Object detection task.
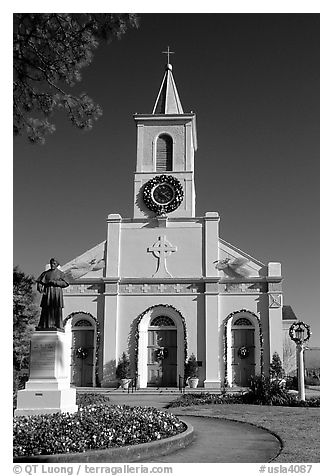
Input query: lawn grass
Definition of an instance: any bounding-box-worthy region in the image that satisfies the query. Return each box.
[169,403,319,463]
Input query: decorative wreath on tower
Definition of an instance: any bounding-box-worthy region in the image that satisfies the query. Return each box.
[238,346,250,359]
[76,347,89,360]
[142,175,184,214]
[288,321,311,344]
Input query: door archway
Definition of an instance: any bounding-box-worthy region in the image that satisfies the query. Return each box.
[147,315,177,386]
[137,305,185,388]
[224,310,262,387]
[231,317,255,386]
[70,314,96,387]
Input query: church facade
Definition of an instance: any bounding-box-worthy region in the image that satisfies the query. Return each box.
[61,63,293,389]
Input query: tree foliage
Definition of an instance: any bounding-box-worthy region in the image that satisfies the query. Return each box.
[13,13,138,143]
[13,266,40,371]
[270,351,284,379]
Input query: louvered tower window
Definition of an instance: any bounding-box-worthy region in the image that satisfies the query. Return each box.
[156,134,173,171]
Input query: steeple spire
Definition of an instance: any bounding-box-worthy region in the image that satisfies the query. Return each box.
[152,60,184,114]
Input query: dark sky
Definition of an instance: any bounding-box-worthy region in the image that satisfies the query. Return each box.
[13,13,320,345]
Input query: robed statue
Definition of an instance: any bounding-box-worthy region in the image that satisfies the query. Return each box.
[36,258,69,330]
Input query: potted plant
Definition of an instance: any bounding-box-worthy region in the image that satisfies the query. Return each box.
[116,352,131,389]
[185,353,199,388]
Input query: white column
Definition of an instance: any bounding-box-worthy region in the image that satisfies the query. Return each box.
[101,291,119,387]
[268,262,283,363]
[297,344,306,401]
[204,212,220,277]
[204,290,220,389]
[106,214,122,277]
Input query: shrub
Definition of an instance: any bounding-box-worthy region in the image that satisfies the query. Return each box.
[184,354,199,379]
[285,376,298,390]
[245,375,295,406]
[167,380,320,408]
[270,352,284,379]
[167,392,245,408]
[13,369,29,410]
[305,375,320,386]
[13,404,186,457]
[115,352,130,379]
[76,393,111,407]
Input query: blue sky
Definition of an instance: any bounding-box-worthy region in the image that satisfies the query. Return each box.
[13,13,320,345]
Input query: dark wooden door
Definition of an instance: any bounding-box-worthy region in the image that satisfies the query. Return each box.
[147,329,177,386]
[71,329,94,387]
[231,328,255,386]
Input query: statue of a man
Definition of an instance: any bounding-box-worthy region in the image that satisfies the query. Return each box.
[36,258,69,330]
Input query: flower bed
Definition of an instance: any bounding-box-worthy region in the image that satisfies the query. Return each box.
[167,392,320,408]
[13,404,186,458]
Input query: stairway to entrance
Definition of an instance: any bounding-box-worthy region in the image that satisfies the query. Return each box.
[76,386,248,396]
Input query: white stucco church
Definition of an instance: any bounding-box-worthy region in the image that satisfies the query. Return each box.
[61,62,295,389]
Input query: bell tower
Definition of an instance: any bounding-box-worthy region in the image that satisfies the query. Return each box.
[133,62,197,219]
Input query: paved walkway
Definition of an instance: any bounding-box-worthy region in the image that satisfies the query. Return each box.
[141,415,280,463]
[105,393,281,463]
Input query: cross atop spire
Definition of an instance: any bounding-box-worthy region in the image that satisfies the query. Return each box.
[162,46,175,64]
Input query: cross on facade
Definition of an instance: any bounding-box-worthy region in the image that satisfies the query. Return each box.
[141,284,150,293]
[174,283,182,293]
[124,284,133,293]
[162,46,175,64]
[148,235,177,278]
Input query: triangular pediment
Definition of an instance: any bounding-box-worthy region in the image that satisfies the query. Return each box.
[217,238,265,278]
[62,241,106,281]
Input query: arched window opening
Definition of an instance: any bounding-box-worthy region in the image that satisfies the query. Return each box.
[74,319,93,327]
[156,134,173,171]
[233,318,254,326]
[150,315,175,327]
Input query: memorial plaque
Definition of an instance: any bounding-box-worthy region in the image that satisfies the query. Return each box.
[30,341,56,378]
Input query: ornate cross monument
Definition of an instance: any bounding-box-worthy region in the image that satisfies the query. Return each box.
[148,235,177,278]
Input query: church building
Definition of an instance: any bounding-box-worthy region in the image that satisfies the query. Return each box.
[61,62,293,389]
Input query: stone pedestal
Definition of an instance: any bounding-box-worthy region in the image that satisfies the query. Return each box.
[15,330,77,416]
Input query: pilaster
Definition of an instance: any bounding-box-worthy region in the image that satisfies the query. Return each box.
[106,214,122,277]
[204,212,220,277]
[267,262,283,361]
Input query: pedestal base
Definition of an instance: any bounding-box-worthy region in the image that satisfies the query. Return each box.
[15,387,77,416]
[15,330,77,416]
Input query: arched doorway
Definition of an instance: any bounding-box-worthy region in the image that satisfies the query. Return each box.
[231,317,255,386]
[70,315,96,387]
[137,305,185,388]
[147,315,177,386]
[224,310,262,387]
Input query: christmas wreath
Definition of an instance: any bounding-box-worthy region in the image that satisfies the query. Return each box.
[155,347,168,361]
[238,346,250,359]
[289,321,311,344]
[142,175,184,215]
[76,347,89,360]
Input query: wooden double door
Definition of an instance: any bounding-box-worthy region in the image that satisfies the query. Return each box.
[71,329,94,387]
[147,329,177,387]
[231,328,255,386]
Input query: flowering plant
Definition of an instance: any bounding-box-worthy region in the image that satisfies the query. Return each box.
[13,404,186,457]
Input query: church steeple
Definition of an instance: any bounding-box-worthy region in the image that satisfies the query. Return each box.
[152,64,184,114]
[133,58,197,219]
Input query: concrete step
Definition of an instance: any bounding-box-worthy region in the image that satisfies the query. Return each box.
[76,386,248,395]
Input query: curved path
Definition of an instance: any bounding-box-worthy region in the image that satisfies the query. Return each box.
[139,415,281,463]
[84,393,281,463]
